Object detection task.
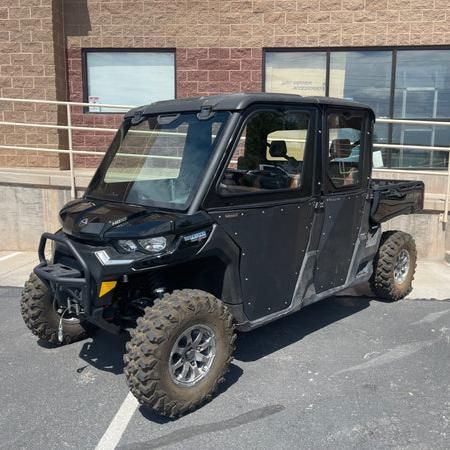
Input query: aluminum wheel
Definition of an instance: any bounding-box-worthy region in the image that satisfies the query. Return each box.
[394,249,410,285]
[169,324,216,386]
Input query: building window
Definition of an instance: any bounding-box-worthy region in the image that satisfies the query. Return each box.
[84,50,175,113]
[394,50,450,119]
[329,51,392,118]
[391,50,450,169]
[265,48,450,170]
[265,52,326,97]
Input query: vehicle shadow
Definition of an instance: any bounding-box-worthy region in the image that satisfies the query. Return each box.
[235,295,373,362]
[78,330,128,375]
[77,329,243,422]
[76,330,243,423]
[75,295,374,373]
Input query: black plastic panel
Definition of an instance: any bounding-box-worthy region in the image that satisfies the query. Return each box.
[314,191,366,293]
[370,179,424,224]
[211,200,314,321]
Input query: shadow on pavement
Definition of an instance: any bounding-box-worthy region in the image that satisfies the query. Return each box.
[123,402,284,449]
[75,295,373,373]
[37,339,60,349]
[235,295,372,362]
[78,330,128,374]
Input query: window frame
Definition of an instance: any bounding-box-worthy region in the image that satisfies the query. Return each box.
[86,111,231,212]
[264,45,450,170]
[323,108,367,193]
[81,48,176,114]
[204,105,317,208]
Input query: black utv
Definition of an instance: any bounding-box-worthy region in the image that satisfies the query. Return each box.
[21,93,424,417]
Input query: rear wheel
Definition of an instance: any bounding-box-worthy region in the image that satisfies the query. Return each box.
[370,231,417,301]
[21,273,90,345]
[124,289,236,418]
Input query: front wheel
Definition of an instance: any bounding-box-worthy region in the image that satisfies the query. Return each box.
[21,273,90,345]
[370,231,417,301]
[124,289,236,418]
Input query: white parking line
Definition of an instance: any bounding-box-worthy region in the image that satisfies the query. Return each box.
[95,392,139,450]
[0,252,22,262]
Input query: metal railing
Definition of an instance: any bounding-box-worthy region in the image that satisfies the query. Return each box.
[0,97,450,223]
[375,117,450,223]
[0,97,135,198]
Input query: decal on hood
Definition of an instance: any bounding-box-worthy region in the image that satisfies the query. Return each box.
[110,217,127,227]
[79,217,89,227]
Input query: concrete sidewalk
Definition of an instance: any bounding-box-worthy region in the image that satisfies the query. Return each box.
[0,251,38,287]
[1,251,449,300]
[407,259,450,300]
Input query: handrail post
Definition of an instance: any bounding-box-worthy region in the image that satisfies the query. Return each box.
[66,103,76,199]
[442,151,450,225]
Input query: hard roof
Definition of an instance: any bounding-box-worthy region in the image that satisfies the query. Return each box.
[124,92,375,118]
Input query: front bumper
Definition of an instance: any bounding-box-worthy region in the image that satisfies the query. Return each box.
[33,229,213,331]
[35,232,92,314]
[33,232,138,332]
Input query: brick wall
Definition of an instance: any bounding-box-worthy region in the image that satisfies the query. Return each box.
[0,0,67,168]
[2,0,450,168]
[177,47,262,97]
[63,0,450,50]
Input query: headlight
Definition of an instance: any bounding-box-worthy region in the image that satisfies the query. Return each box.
[117,239,138,253]
[138,236,167,253]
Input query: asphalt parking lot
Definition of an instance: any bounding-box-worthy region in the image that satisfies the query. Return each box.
[1,285,449,450]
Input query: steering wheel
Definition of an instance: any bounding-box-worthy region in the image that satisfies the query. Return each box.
[248,164,289,176]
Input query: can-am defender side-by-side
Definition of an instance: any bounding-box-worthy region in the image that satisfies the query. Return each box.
[21,93,424,417]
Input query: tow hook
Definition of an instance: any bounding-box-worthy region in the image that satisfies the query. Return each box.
[57,299,81,343]
[57,315,64,343]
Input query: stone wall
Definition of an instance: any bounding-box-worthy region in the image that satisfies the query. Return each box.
[0,182,71,250]
[382,213,447,261]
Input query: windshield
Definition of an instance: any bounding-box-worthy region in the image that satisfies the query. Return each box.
[86,111,230,210]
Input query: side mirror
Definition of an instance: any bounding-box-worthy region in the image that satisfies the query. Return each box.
[269,140,288,158]
[330,139,352,158]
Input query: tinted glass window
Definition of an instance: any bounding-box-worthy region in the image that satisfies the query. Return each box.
[86,51,175,112]
[87,112,229,210]
[219,110,310,196]
[329,51,392,117]
[389,123,450,169]
[265,52,326,96]
[392,50,450,169]
[327,112,363,188]
[394,50,450,119]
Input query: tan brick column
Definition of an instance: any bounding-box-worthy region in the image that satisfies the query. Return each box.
[0,0,68,168]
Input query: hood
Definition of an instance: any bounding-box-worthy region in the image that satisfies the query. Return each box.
[59,199,212,241]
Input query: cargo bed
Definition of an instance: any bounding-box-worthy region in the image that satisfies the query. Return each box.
[370,179,424,224]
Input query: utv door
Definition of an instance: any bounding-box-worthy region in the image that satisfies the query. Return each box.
[205,107,317,321]
[312,109,371,294]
